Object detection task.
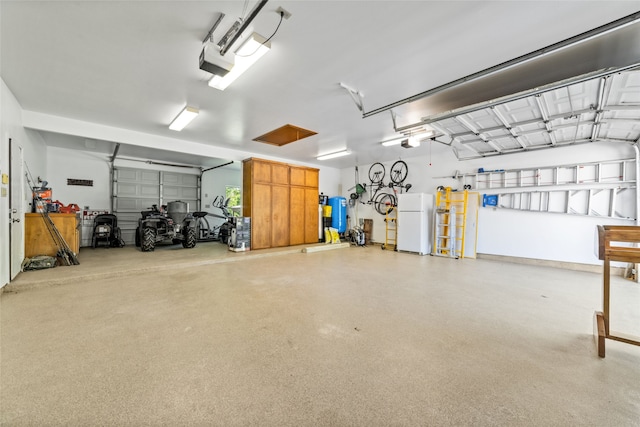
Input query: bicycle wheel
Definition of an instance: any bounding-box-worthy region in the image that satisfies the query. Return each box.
[390,160,408,184]
[374,192,394,215]
[368,162,385,184]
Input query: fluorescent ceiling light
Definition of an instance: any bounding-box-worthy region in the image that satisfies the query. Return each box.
[169,106,199,131]
[317,150,351,161]
[208,32,271,90]
[381,137,405,147]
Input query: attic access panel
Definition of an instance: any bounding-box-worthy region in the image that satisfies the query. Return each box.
[430,69,640,160]
[253,124,317,147]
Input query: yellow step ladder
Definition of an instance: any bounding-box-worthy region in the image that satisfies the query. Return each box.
[432,187,467,258]
[381,206,397,251]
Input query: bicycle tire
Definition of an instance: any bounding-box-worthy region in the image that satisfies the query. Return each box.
[368,162,385,184]
[390,160,408,184]
[373,192,387,215]
[374,192,395,215]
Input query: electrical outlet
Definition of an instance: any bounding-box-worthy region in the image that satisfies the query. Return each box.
[276,6,292,19]
[205,204,210,208]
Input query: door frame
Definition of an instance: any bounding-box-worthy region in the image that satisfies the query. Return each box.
[9,138,25,280]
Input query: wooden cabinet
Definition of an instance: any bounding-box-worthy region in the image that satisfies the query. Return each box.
[25,213,79,257]
[290,167,305,187]
[243,159,291,249]
[251,182,273,249]
[305,169,319,188]
[290,165,320,245]
[290,167,319,188]
[304,187,319,242]
[289,186,305,246]
[272,163,289,185]
[243,158,319,249]
[272,185,290,247]
[289,185,321,245]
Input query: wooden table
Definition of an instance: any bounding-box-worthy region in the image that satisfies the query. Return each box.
[595,225,640,357]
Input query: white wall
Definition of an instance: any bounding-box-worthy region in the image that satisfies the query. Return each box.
[46,146,111,211]
[0,79,47,286]
[318,164,342,200]
[200,164,242,229]
[201,165,241,209]
[340,141,635,266]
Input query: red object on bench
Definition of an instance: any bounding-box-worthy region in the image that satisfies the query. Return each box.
[53,200,80,214]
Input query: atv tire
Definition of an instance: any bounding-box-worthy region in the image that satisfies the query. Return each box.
[182,226,197,249]
[141,227,156,252]
[135,227,141,247]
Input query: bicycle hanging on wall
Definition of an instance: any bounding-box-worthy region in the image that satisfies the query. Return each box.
[362,160,412,215]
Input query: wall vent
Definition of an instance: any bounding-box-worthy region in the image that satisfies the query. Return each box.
[67,178,93,187]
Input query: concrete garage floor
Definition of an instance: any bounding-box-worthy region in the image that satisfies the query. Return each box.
[5,240,315,292]
[1,243,639,425]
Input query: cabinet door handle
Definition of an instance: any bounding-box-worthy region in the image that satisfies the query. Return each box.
[12,218,20,223]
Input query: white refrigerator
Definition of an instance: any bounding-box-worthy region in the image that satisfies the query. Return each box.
[397,193,434,255]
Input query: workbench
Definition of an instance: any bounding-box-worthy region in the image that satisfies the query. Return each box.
[24,213,80,258]
[595,225,640,357]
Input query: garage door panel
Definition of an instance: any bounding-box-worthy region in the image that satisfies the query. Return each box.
[120,229,137,245]
[495,98,540,123]
[182,199,199,212]
[164,199,199,213]
[519,130,551,146]
[163,186,179,200]
[116,182,160,198]
[164,186,199,201]
[163,172,199,187]
[182,187,198,199]
[116,169,160,184]
[114,197,155,212]
[113,168,200,245]
[141,185,161,197]
[116,212,141,224]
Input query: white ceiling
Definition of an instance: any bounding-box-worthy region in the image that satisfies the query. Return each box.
[1,1,639,169]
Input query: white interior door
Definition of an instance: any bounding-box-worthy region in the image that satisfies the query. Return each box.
[10,139,24,279]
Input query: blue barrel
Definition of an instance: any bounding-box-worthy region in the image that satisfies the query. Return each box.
[328,197,347,233]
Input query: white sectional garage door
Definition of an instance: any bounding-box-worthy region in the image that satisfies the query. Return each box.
[113,168,200,244]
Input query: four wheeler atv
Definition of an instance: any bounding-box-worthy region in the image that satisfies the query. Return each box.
[135,201,197,252]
